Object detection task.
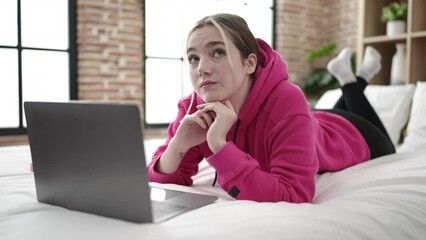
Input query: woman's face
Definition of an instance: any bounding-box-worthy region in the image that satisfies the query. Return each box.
[186,26,255,103]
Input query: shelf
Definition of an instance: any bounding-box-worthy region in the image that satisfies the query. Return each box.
[364,35,407,44]
[410,38,426,82]
[412,0,426,32]
[411,31,426,38]
[359,0,425,85]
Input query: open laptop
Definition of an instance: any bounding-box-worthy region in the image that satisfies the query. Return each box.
[24,101,218,223]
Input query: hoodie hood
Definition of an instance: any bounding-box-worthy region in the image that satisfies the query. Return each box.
[237,38,289,127]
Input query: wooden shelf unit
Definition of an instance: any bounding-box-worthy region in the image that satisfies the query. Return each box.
[357,0,426,85]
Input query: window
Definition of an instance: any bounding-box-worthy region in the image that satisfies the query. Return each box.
[0,0,77,135]
[144,0,275,126]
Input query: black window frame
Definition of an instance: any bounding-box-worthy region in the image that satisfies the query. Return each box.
[0,0,78,136]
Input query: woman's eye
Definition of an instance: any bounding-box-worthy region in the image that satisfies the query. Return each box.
[213,49,226,58]
[188,55,199,63]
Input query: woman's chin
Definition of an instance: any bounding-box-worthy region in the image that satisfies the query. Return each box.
[201,94,225,103]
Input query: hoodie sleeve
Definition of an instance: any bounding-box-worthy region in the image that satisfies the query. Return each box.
[147,97,204,186]
[147,141,203,186]
[207,114,318,203]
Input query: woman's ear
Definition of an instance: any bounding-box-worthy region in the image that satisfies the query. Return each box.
[245,53,257,75]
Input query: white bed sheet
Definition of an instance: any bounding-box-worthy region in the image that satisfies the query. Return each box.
[1,143,426,240]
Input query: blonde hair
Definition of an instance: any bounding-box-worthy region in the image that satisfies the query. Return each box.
[187,13,259,65]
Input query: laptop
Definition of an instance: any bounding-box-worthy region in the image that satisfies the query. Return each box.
[24,101,218,223]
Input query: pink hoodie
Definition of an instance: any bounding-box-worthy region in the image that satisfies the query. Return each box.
[147,39,370,203]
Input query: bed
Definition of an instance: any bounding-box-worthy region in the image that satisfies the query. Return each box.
[1,82,426,240]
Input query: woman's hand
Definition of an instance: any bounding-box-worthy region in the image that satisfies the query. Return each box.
[172,110,211,152]
[197,100,237,153]
[157,100,236,174]
[157,109,213,174]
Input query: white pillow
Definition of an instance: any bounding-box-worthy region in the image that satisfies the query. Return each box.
[398,81,426,152]
[314,89,342,109]
[315,84,416,147]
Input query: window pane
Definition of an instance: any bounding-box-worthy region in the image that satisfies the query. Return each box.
[241,8,273,45]
[242,0,274,8]
[0,49,19,128]
[182,65,193,97]
[22,49,69,102]
[145,59,183,124]
[0,0,18,46]
[22,50,69,126]
[145,0,183,58]
[21,0,68,49]
[181,0,273,51]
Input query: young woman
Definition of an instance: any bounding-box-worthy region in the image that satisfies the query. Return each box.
[147,13,395,203]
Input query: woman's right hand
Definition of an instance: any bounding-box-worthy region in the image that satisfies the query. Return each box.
[173,109,216,151]
[156,109,215,174]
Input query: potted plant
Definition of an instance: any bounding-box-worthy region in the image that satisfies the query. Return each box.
[381,1,408,36]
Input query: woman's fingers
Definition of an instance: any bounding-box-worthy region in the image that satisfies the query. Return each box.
[184,110,215,129]
[197,100,235,114]
[199,110,215,127]
[198,101,236,123]
[223,99,235,112]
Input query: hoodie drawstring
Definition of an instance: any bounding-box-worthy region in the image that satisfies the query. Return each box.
[212,119,241,186]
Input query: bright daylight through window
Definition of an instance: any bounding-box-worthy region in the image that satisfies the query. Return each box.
[0,0,74,135]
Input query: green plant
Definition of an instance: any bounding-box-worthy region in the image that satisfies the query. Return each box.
[305,43,337,62]
[300,44,337,100]
[300,44,356,103]
[381,1,408,23]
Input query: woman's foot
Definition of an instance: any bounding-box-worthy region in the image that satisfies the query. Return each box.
[357,46,382,82]
[327,47,356,86]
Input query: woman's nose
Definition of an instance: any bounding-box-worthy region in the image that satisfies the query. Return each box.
[197,58,212,76]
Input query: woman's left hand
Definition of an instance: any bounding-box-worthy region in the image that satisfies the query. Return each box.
[196,100,237,153]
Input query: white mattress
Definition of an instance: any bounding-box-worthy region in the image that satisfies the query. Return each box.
[1,144,426,240]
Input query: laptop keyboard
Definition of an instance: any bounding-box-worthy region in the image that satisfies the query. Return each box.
[152,201,188,219]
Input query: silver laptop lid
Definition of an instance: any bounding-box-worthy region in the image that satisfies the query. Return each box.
[25,101,153,223]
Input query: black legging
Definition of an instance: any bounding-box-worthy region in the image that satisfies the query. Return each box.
[315,77,395,159]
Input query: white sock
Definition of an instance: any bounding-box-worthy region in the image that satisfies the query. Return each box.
[327,47,356,86]
[357,46,382,82]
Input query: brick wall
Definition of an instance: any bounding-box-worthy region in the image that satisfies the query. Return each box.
[275,0,359,83]
[77,0,144,110]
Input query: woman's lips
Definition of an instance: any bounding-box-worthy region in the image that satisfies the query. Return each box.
[200,80,216,88]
